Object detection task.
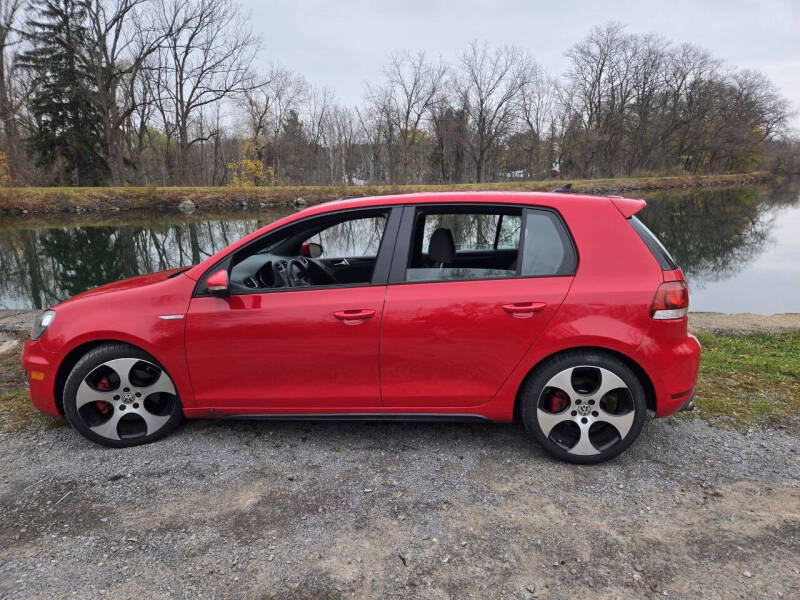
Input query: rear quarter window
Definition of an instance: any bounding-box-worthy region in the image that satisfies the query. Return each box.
[521,209,577,277]
[628,216,678,270]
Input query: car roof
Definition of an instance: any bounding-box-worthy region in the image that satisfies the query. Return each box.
[303,190,600,212]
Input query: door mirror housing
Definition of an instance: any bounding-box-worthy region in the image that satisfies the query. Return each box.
[302,242,324,258]
[206,269,230,297]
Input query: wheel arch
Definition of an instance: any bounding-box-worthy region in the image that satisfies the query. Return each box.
[512,345,656,420]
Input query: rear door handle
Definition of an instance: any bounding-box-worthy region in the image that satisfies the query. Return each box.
[333,309,376,324]
[501,302,547,318]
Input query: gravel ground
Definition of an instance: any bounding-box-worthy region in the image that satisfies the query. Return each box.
[1,416,798,599]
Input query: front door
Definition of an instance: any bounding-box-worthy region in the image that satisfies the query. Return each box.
[185,208,398,412]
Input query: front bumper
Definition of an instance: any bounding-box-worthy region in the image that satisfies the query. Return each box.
[21,338,61,417]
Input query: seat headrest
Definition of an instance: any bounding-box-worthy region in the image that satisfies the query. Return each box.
[428,228,456,265]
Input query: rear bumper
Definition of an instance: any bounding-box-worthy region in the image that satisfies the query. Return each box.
[635,330,701,418]
[21,338,62,418]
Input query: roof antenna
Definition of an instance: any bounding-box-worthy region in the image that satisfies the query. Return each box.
[551,183,572,193]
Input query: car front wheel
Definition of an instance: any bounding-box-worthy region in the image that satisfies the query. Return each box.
[520,351,647,464]
[63,343,183,447]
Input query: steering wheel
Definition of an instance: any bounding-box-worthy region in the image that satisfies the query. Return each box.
[287,257,312,287]
[305,257,339,284]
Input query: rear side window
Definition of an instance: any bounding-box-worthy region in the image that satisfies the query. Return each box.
[407,208,522,282]
[521,209,577,277]
[628,216,678,270]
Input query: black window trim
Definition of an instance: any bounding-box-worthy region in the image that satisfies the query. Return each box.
[193,205,403,297]
[386,202,579,286]
[628,215,678,270]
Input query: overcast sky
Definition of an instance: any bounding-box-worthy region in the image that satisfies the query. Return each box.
[242,0,800,128]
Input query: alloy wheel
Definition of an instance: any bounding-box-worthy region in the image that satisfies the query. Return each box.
[535,365,636,456]
[74,357,178,441]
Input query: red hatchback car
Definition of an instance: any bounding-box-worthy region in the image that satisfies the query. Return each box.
[22,192,700,463]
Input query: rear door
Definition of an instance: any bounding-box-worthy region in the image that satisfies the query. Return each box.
[380,204,577,408]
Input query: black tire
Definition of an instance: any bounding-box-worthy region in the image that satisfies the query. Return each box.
[63,343,184,448]
[519,351,647,464]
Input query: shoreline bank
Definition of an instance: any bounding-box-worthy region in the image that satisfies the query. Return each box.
[0,172,772,216]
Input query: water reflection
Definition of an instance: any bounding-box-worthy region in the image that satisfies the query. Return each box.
[1,181,798,313]
[0,213,291,309]
[637,184,796,285]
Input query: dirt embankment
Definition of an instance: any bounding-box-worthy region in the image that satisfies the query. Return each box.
[0,172,772,215]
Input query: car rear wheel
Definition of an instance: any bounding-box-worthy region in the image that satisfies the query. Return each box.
[520,351,647,464]
[63,343,183,447]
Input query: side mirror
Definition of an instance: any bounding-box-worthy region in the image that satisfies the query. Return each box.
[302,242,323,258]
[206,269,230,297]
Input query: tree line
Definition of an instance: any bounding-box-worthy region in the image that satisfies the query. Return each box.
[0,0,795,188]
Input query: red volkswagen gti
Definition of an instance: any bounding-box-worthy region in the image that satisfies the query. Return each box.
[22,192,700,464]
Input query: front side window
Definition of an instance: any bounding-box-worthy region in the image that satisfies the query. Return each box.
[306,216,386,259]
[406,209,522,282]
[227,210,389,292]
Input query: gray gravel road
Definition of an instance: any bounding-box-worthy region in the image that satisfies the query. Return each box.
[1,416,798,599]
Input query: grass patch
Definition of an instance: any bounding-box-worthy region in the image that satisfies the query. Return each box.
[694,332,800,427]
[0,390,53,432]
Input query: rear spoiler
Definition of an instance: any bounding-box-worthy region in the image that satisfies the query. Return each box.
[609,195,646,218]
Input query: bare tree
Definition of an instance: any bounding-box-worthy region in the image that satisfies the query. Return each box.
[83,0,183,185]
[239,66,306,180]
[155,0,259,183]
[366,51,445,183]
[518,60,556,177]
[454,41,527,182]
[0,0,25,179]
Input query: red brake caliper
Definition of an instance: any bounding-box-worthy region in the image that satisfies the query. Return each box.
[550,390,569,413]
[95,376,112,414]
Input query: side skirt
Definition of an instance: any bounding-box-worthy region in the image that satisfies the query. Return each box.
[223,413,492,423]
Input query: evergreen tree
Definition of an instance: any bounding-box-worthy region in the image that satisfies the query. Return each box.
[21,0,107,185]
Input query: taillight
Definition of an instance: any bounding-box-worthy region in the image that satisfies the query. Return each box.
[650,281,689,320]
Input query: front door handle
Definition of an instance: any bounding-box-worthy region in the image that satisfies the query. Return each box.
[333,309,376,324]
[501,302,547,318]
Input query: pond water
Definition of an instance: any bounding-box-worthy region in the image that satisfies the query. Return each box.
[1,181,798,314]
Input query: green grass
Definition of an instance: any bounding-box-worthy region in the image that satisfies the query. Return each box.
[693,332,800,427]
[2,330,797,432]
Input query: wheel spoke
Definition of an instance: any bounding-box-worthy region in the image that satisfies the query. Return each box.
[543,367,577,399]
[570,423,600,456]
[596,408,635,439]
[102,357,139,390]
[89,410,123,440]
[591,368,628,401]
[141,370,176,396]
[75,380,114,409]
[536,408,572,437]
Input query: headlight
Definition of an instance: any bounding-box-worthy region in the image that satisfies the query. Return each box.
[31,310,56,340]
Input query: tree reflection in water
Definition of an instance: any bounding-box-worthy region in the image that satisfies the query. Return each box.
[0,216,281,309]
[0,182,797,310]
[637,183,797,288]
